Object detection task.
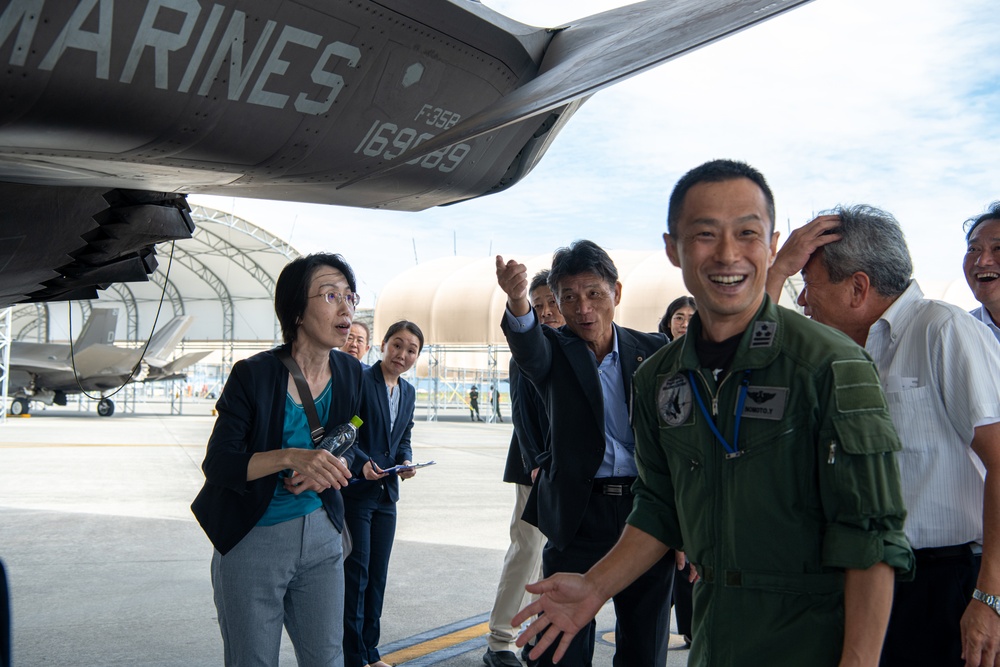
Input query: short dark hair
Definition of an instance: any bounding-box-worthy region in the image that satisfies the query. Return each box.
[383,320,425,352]
[350,320,371,343]
[964,201,1000,242]
[529,269,551,296]
[275,253,356,344]
[547,240,618,297]
[667,159,775,236]
[819,205,911,298]
[659,295,697,338]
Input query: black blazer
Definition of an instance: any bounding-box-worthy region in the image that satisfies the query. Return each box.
[503,358,548,485]
[191,345,364,555]
[502,315,666,550]
[342,360,415,504]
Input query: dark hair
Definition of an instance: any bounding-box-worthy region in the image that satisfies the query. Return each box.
[547,240,618,297]
[667,159,775,236]
[383,320,425,352]
[529,269,551,296]
[820,205,911,298]
[350,320,371,343]
[965,201,1000,242]
[658,296,697,339]
[275,253,356,344]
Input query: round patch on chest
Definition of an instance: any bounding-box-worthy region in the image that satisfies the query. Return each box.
[657,373,692,427]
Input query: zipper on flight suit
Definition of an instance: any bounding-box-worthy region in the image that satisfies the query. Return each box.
[693,369,737,418]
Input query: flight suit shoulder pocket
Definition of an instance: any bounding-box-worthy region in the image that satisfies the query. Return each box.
[831,359,886,414]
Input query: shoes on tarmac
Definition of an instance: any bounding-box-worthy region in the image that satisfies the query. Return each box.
[483,648,522,667]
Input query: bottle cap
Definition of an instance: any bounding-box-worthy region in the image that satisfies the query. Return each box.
[350,415,363,428]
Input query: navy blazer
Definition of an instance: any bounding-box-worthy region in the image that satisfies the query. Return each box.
[502,315,667,550]
[191,345,364,555]
[342,360,415,504]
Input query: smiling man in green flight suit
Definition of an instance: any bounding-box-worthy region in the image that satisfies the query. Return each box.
[513,159,914,667]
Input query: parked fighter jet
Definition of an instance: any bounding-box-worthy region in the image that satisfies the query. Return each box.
[7,308,210,416]
[0,0,812,306]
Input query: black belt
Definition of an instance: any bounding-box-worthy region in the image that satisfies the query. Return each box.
[592,477,636,496]
[914,542,981,563]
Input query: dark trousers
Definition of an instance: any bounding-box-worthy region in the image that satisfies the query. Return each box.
[343,484,397,667]
[880,545,981,667]
[528,489,674,667]
[672,561,693,637]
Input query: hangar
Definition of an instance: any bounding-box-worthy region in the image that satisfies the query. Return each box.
[0,205,310,419]
[2,205,979,423]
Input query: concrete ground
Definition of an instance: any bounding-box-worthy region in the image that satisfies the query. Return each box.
[0,404,690,666]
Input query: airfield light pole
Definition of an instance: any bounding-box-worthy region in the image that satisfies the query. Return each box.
[0,307,11,424]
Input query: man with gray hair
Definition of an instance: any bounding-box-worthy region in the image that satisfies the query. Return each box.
[964,202,1000,342]
[766,206,1000,667]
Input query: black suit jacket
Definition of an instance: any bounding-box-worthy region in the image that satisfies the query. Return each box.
[502,314,666,550]
[342,360,415,504]
[191,345,364,555]
[503,358,548,485]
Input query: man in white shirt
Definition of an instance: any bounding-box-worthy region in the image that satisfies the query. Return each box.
[765,205,1000,667]
[964,202,1000,343]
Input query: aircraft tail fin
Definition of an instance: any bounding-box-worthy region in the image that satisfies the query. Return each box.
[75,308,118,349]
[143,316,195,365]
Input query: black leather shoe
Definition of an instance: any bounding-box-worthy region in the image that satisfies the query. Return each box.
[483,648,522,667]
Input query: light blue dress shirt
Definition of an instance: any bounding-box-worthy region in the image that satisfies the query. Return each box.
[505,307,637,479]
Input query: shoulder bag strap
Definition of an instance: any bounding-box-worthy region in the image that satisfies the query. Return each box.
[275,347,325,444]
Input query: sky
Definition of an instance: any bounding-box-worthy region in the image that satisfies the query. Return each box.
[190,0,1000,309]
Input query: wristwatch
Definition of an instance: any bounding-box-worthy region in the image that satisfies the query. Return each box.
[972,589,1000,616]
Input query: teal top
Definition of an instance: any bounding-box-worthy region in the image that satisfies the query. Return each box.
[256,380,331,526]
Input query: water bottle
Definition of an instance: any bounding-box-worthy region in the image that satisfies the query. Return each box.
[318,415,363,457]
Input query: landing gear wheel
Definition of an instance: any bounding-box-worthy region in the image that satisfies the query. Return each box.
[10,398,29,416]
[97,398,115,417]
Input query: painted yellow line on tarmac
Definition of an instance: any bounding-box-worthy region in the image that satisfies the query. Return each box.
[381,621,489,663]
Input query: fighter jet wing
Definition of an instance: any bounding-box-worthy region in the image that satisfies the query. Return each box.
[355,0,813,183]
[146,351,212,380]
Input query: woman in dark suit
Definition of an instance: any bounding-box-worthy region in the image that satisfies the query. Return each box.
[342,320,424,667]
[192,253,364,667]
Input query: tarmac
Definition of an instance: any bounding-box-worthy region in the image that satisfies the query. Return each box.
[0,400,692,666]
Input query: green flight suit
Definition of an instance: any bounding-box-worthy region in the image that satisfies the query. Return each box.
[628,297,913,666]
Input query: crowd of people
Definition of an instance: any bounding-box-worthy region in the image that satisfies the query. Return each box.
[190,158,1000,667]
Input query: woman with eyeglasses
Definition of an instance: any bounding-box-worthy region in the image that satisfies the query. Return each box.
[192,253,364,667]
[342,320,424,667]
[659,295,697,341]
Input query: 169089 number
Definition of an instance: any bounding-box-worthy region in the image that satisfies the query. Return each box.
[353,119,471,172]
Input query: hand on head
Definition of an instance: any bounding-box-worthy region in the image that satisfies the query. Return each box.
[766,215,843,301]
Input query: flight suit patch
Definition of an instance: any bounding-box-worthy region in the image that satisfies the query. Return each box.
[739,385,787,420]
[749,321,777,348]
[657,373,692,427]
[831,359,887,413]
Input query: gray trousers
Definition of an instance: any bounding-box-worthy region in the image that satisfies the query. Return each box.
[212,509,345,667]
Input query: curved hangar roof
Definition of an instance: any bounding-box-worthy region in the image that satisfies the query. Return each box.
[11,205,299,346]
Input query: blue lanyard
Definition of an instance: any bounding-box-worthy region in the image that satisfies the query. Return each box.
[689,370,751,459]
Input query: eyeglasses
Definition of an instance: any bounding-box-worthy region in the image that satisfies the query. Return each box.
[310,291,360,308]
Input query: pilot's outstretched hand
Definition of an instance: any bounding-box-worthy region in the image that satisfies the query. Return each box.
[496,255,530,316]
[512,573,606,663]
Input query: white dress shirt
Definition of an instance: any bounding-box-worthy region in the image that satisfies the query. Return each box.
[970,304,1000,343]
[866,282,1000,548]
